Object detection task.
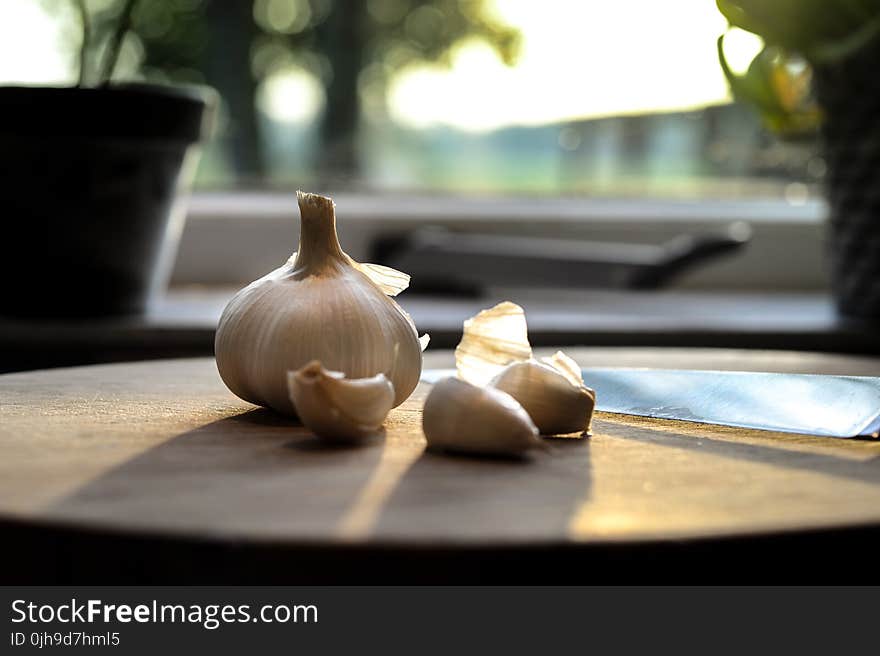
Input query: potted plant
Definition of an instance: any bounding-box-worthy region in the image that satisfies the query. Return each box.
[0,0,214,318]
[716,0,880,320]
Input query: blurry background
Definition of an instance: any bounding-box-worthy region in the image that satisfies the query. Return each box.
[3,0,860,373]
[1,0,817,198]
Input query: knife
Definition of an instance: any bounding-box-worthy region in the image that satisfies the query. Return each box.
[420,368,880,438]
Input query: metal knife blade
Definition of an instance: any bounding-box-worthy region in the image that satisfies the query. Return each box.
[420,368,880,438]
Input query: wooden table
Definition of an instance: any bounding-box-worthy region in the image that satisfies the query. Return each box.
[2,348,880,583]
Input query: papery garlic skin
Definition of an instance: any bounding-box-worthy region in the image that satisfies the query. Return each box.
[215,192,423,416]
[422,377,542,456]
[287,361,394,441]
[491,360,596,436]
[455,301,532,387]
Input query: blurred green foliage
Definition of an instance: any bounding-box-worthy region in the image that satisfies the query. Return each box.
[715,0,880,137]
[716,0,880,62]
[717,36,819,137]
[65,0,520,177]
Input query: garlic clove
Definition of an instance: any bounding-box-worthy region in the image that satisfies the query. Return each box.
[422,377,542,456]
[215,191,424,416]
[454,303,596,436]
[287,361,395,442]
[455,301,533,387]
[490,360,596,436]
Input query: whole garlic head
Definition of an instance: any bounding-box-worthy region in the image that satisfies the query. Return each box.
[422,377,542,456]
[287,361,395,442]
[216,192,425,415]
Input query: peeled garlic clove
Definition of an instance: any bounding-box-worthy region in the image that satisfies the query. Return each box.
[422,377,542,456]
[490,360,596,436]
[287,361,395,442]
[455,301,533,387]
[215,191,423,416]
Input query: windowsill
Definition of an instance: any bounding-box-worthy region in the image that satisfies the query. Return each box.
[173,192,829,291]
[1,286,875,373]
[184,191,827,224]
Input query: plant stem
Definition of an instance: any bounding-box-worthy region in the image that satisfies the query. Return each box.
[98,0,139,86]
[75,0,90,87]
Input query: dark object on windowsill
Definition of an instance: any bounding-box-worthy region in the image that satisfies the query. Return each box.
[371,223,750,295]
[0,84,213,318]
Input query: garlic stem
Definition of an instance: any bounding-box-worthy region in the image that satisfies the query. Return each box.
[292,191,345,270]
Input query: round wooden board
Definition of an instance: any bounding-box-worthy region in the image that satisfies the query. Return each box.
[2,347,880,556]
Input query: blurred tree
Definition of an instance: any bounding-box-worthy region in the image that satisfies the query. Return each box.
[303,0,521,180]
[71,0,519,182]
[251,0,521,181]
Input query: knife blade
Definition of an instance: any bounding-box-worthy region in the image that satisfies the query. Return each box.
[420,368,880,438]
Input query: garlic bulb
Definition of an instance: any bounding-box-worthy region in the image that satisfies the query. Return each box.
[215,191,425,416]
[422,377,542,456]
[491,357,596,436]
[455,301,596,435]
[287,361,394,441]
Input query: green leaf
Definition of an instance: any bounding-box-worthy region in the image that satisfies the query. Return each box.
[716,0,880,63]
[717,33,821,137]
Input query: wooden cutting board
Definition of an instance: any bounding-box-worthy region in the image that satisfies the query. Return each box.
[2,348,880,581]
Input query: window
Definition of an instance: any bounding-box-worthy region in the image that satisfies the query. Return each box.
[1,0,832,297]
[2,0,820,200]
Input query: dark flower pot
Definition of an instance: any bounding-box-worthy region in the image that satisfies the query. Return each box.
[0,84,213,318]
[813,44,880,320]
